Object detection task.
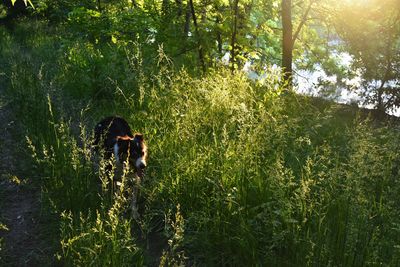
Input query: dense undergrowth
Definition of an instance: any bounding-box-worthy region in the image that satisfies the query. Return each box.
[1,20,400,266]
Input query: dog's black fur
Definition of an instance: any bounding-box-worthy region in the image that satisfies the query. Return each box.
[94,116,147,177]
[94,116,147,218]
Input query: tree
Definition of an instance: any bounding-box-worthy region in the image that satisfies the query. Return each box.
[281,0,292,85]
[189,0,206,72]
[281,0,315,87]
[229,0,239,71]
[332,0,400,113]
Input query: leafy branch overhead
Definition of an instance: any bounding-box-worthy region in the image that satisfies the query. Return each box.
[1,0,399,110]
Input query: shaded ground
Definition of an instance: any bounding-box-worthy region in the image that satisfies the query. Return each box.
[0,89,54,266]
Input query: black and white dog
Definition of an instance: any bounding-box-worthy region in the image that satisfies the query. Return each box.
[94,116,147,218]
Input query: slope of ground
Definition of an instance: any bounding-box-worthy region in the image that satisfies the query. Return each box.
[0,88,55,266]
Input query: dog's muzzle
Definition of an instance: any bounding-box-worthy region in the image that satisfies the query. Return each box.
[135,157,147,177]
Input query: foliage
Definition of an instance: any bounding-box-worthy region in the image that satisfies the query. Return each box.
[331,0,400,111]
[2,20,400,266]
[2,0,399,112]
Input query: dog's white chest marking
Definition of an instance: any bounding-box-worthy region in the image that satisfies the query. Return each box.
[113,143,120,163]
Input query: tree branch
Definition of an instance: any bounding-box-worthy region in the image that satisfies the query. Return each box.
[292,0,315,45]
[189,0,206,73]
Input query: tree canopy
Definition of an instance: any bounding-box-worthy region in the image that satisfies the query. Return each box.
[1,0,399,113]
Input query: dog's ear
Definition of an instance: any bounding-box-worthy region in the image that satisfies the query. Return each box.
[117,135,133,141]
[134,133,144,142]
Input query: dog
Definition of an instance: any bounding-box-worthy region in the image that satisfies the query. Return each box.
[94,116,147,218]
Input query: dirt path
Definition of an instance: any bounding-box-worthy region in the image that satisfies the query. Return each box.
[0,90,54,266]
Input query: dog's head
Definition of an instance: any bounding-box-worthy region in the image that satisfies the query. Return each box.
[117,133,147,177]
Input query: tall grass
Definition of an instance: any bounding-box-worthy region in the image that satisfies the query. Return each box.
[1,20,400,266]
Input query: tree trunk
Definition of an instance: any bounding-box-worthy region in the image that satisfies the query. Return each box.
[176,0,182,16]
[184,2,191,36]
[282,0,293,87]
[230,0,239,72]
[162,0,169,16]
[214,3,223,56]
[189,0,206,73]
[377,84,385,112]
[216,16,223,55]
